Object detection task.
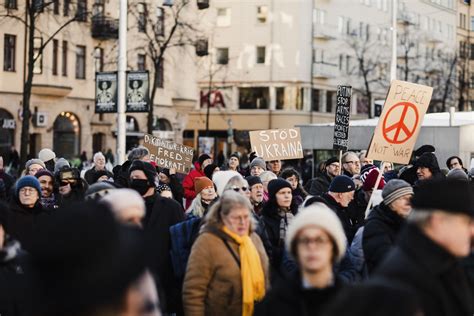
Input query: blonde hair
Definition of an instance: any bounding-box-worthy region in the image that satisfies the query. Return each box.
[204,190,256,232]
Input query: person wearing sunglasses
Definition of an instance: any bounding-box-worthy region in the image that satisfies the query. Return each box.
[223,175,250,200]
[341,151,361,178]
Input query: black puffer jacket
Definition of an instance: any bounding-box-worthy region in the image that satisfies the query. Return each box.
[0,238,32,316]
[363,202,405,273]
[308,173,332,196]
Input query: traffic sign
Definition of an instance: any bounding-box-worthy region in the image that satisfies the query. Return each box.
[367,80,433,164]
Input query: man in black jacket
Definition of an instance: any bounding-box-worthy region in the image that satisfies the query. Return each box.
[308,157,340,196]
[375,179,474,316]
[128,160,184,314]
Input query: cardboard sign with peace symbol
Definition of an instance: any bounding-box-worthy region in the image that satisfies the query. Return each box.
[367,80,433,164]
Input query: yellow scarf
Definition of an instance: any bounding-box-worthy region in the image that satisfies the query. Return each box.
[222,226,266,316]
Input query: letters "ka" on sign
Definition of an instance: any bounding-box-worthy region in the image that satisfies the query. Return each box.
[367,80,433,165]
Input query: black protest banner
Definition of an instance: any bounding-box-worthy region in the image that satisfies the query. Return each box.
[333,85,352,151]
[95,72,118,113]
[143,134,194,174]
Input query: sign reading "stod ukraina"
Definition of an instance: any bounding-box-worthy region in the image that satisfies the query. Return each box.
[250,128,303,161]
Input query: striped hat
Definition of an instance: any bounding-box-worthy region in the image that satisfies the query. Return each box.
[382,179,413,206]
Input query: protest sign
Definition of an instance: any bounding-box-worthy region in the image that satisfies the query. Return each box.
[143,134,194,174]
[367,80,433,165]
[250,128,303,161]
[95,72,118,113]
[333,85,352,151]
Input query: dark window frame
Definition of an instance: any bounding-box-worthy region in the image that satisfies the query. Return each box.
[3,34,16,72]
[52,39,58,75]
[62,40,68,76]
[75,45,86,79]
[5,0,18,10]
[76,0,87,22]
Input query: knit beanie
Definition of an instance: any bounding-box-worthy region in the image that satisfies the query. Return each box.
[38,148,56,163]
[246,175,262,188]
[54,158,70,174]
[194,177,214,195]
[85,182,116,201]
[129,160,157,186]
[414,152,440,172]
[34,169,54,181]
[159,168,170,178]
[212,171,241,196]
[15,175,42,197]
[101,189,146,222]
[204,164,219,180]
[328,175,355,193]
[25,159,46,171]
[286,204,347,262]
[250,157,266,170]
[362,168,385,192]
[268,178,292,198]
[382,179,413,206]
[198,154,212,167]
[446,168,468,181]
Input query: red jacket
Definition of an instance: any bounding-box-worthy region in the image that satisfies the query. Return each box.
[183,161,205,209]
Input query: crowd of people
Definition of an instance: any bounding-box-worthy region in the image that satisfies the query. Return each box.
[0,144,473,316]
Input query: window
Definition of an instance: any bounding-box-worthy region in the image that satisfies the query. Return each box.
[256,46,265,64]
[382,0,388,11]
[75,45,86,79]
[62,40,68,76]
[215,48,229,65]
[156,7,165,36]
[216,8,231,27]
[471,17,474,31]
[52,39,58,75]
[312,89,320,111]
[63,0,70,16]
[3,34,16,72]
[76,0,87,22]
[138,3,147,33]
[33,37,43,74]
[471,44,474,60]
[33,0,44,12]
[156,58,164,88]
[338,16,344,33]
[94,47,103,72]
[313,9,325,25]
[5,0,17,9]
[137,54,146,71]
[239,87,269,109]
[53,0,59,14]
[470,75,474,88]
[257,6,268,23]
[92,0,105,18]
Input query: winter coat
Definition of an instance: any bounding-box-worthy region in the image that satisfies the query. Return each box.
[292,187,307,208]
[167,174,184,207]
[183,224,269,316]
[5,201,50,252]
[363,202,404,273]
[183,162,205,209]
[254,270,343,316]
[375,224,474,316]
[308,173,332,196]
[143,194,185,314]
[337,226,368,283]
[0,238,32,316]
[0,170,14,200]
[309,193,363,244]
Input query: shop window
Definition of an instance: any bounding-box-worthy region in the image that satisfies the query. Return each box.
[53,112,81,159]
[239,87,269,109]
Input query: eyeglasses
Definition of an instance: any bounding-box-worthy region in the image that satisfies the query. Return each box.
[328,163,340,168]
[228,214,250,223]
[19,187,37,194]
[231,186,248,192]
[344,161,360,166]
[297,236,331,248]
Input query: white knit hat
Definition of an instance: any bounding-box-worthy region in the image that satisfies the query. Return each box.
[38,148,56,162]
[101,189,145,223]
[212,170,242,196]
[285,204,347,262]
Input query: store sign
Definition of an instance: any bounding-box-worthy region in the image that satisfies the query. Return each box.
[1,118,16,129]
[200,90,226,108]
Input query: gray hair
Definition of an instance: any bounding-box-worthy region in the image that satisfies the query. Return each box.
[259,171,277,183]
[407,209,433,228]
[204,190,256,232]
[93,152,105,162]
[127,147,150,162]
[223,176,248,192]
[342,151,357,163]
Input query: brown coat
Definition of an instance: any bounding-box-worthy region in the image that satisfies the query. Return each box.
[183,225,269,316]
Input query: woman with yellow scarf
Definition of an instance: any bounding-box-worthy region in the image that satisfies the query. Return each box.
[183,190,269,316]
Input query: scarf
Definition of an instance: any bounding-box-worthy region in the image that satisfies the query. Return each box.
[278,208,294,246]
[40,193,56,209]
[222,226,266,316]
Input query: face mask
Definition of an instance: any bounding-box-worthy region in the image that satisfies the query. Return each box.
[130,179,151,196]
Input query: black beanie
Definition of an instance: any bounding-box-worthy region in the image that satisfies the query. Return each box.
[198,154,212,167]
[268,178,292,198]
[204,164,219,180]
[329,175,356,193]
[128,160,157,186]
[414,152,440,173]
[246,175,262,188]
[325,157,339,166]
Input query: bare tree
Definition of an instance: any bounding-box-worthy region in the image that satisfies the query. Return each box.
[1,0,85,166]
[128,0,204,134]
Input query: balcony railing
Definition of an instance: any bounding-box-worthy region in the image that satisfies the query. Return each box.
[313,62,339,79]
[91,17,119,40]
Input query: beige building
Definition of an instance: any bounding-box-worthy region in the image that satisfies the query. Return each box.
[0,0,200,160]
[457,0,474,112]
[190,0,458,157]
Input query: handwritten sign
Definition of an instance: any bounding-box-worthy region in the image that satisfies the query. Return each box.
[367,80,433,164]
[333,85,352,151]
[143,134,194,174]
[250,128,303,161]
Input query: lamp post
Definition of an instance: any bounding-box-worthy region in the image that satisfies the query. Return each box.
[116,0,127,165]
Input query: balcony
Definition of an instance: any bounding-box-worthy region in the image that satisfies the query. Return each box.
[313,24,338,40]
[397,11,416,25]
[313,62,339,79]
[425,32,443,44]
[91,17,119,40]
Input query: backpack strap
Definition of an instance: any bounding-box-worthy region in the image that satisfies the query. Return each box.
[221,237,241,268]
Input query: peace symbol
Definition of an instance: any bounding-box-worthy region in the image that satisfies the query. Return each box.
[382,102,419,144]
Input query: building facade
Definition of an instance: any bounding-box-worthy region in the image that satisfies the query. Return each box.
[0,0,199,160]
